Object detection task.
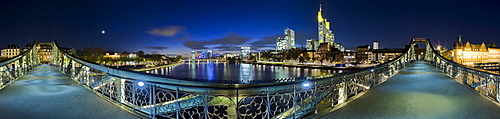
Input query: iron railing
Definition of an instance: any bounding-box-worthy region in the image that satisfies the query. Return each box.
[50,40,415,119]
[2,39,498,118]
[0,41,39,90]
[428,41,500,102]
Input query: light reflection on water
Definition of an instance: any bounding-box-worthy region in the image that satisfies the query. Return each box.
[152,62,343,81]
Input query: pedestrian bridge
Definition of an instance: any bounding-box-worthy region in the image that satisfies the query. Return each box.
[0,38,498,118]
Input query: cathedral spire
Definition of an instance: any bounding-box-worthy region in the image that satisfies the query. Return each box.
[458,34,462,43]
[454,34,463,49]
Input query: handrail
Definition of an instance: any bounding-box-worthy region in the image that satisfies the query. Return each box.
[0,41,39,90]
[50,38,500,119]
[51,39,411,118]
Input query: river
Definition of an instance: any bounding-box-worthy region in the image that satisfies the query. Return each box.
[145,62,348,83]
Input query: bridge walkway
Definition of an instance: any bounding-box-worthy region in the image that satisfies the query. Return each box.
[319,61,500,118]
[0,64,138,118]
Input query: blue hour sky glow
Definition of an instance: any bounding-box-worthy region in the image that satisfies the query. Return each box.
[0,0,499,56]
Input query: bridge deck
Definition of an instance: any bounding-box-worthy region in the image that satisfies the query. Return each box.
[0,64,137,118]
[319,62,500,118]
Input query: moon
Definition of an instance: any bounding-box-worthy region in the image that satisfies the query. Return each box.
[101,30,105,34]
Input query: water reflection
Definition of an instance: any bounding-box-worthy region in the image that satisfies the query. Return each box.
[240,64,252,83]
[155,62,347,81]
[207,61,214,80]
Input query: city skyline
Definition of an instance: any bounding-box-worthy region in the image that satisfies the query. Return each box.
[0,0,499,57]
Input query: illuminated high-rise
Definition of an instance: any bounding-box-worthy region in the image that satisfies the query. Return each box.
[276,28,295,50]
[318,4,335,46]
[284,28,295,49]
[207,50,212,58]
[191,51,196,59]
[276,37,285,50]
[306,39,319,51]
[241,46,250,57]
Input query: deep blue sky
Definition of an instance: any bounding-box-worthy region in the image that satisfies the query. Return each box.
[1,0,499,56]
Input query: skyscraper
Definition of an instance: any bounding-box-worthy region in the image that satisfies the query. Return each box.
[318,4,335,46]
[276,28,295,50]
[284,28,295,49]
[276,37,285,50]
[306,39,319,51]
[241,46,250,57]
[191,51,196,59]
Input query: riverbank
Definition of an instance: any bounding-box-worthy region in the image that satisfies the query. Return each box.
[240,61,377,70]
[130,62,182,71]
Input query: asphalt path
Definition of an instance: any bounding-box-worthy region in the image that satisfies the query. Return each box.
[319,62,500,119]
[0,64,138,119]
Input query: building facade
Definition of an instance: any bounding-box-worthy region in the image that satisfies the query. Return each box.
[191,51,196,59]
[356,43,404,63]
[356,45,371,63]
[343,50,357,63]
[452,35,500,66]
[284,28,295,49]
[276,28,295,50]
[306,39,319,51]
[104,53,121,59]
[370,49,404,63]
[36,43,53,63]
[1,44,21,58]
[241,46,251,58]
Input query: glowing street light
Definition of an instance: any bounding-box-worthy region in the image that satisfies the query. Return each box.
[137,81,145,87]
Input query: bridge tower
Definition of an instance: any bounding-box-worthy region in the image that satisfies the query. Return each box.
[410,38,435,61]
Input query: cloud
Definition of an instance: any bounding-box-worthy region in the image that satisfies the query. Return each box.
[250,34,281,46]
[147,46,169,50]
[183,34,252,50]
[148,26,185,37]
[183,41,209,50]
[214,45,241,51]
[208,34,251,45]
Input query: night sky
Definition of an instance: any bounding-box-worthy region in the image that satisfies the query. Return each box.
[1,0,499,56]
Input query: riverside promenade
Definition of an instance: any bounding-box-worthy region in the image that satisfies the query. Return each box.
[0,64,138,118]
[318,62,500,119]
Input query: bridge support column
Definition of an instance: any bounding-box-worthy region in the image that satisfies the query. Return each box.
[496,81,500,102]
[330,79,336,107]
[227,90,239,119]
[338,81,347,104]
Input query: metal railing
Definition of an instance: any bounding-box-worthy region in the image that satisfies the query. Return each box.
[428,42,500,102]
[50,40,416,119]
[0,41,39,90]
[2,39,497,118]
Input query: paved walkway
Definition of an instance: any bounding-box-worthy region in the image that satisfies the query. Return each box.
[319,62,500,119]
[0,64,137,118]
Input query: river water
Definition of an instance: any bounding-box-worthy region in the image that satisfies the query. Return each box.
[145,62,347,82]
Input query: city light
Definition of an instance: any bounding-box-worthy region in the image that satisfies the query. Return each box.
[137,81,145,87]
[302,82,311,88]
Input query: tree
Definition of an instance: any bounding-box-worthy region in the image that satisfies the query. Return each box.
[176,55,183,61]
[106,50,116,54]
[136,51,145,57]
[122,51,130,56]
[75,49,83,56]
[81,47,105,57]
